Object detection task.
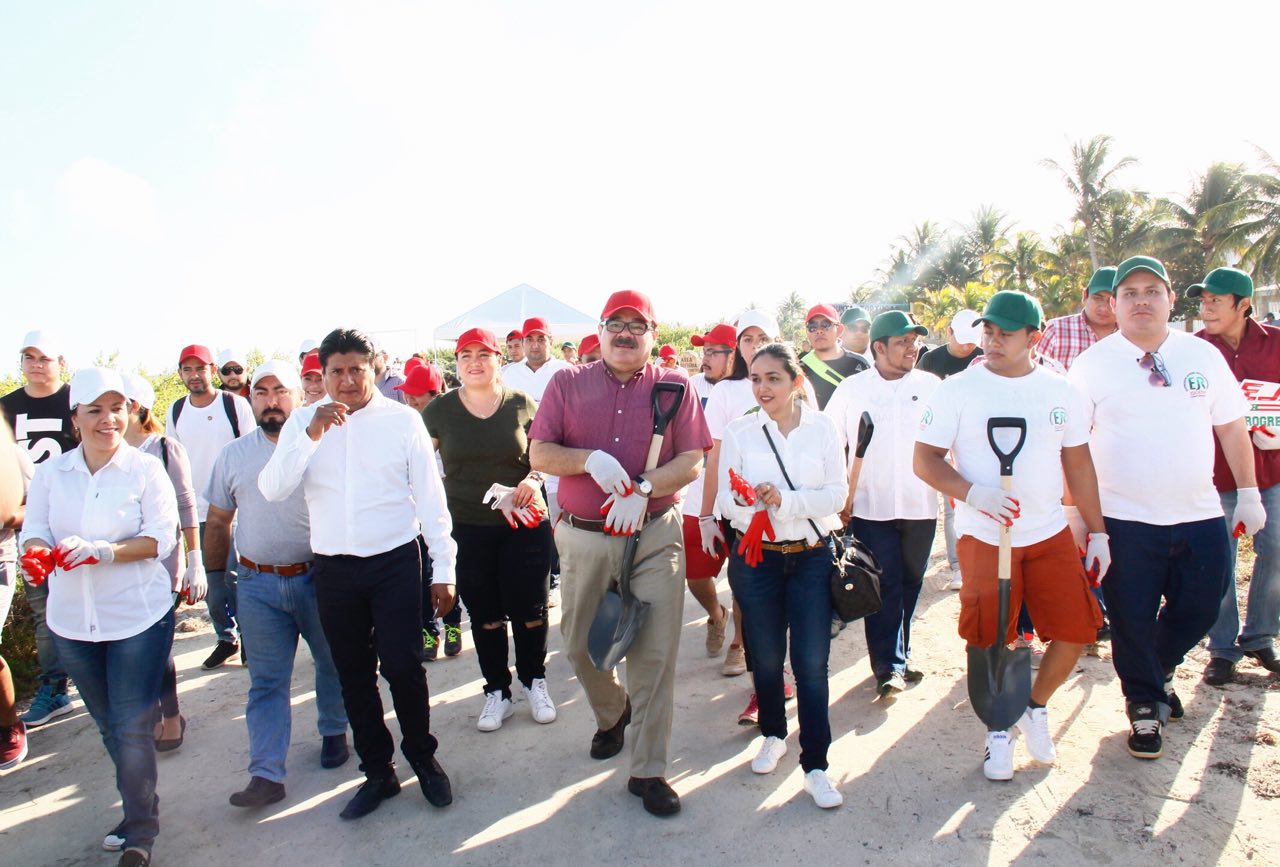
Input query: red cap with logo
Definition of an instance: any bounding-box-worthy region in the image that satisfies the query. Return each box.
[404,356,425,375]
[600,290,656,324]
[805,303,840,324]
[521,318,551,338]
[455,327,502,354]
[690,323,737,348]
[506,329,523,341]
[578,334,600,357]
[395,365,444,395]
[177,344,214,367]
[658,343,677,359]
[300,351,322,376]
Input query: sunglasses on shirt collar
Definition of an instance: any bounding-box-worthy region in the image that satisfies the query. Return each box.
[1137,352,1171,388]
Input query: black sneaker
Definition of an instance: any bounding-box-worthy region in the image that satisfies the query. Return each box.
[411,756,453,808]
[229,776,286,808]
[903,668,925,684]
[1127,704,1163,759]
[202,640,239,670]
[340,772,401,820]
[1162,669,1184,720]
[1203,657,1235,687]
[422,630,439,661]
[444,625,462,658]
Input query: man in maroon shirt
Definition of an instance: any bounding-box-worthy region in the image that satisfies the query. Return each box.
[530,290,711,817]
[1194,267,1280,685]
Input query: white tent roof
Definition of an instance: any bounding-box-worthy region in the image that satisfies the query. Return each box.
[432,284,599,343]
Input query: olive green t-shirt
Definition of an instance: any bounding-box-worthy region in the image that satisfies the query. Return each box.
[423,388,539,527]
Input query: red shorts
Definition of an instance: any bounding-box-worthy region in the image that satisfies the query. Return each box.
[682,514,727,581]
[956,527,1102,647]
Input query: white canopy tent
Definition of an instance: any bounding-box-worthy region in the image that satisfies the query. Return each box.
[432,283,600,345]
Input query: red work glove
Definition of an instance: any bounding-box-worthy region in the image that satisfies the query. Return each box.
[728,468,757,507]
[736,509,776,567]
[20,546,56,586]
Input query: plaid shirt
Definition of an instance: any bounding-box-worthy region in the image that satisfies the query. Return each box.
[1038,311,1101,371]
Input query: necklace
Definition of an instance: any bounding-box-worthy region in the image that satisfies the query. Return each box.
[460,387,502,419]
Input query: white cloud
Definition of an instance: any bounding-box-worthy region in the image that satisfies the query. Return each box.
[5,190,34,242]
[57,157,162,243]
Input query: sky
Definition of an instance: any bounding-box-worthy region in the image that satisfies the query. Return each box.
[4,1,1279,372]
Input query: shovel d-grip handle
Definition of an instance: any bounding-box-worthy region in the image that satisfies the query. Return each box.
[855,411,875,459]
[986,418,1027,477]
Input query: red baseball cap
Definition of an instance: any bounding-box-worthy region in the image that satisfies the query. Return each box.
[506,329,523,341]
[805,303,840,324]
[404,356,425,375]
[455,327,502,354]
[690,323,737,348]
[521,317,551,337]
[578,334,600,357]
[300,351,322,376]
[395,364,444,395]
[178,344,214,367]
[601,290,656,324]
[658,343,677,359]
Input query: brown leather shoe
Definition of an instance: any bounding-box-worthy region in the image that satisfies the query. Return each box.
[589,697,631,760]
[627,776,680,816]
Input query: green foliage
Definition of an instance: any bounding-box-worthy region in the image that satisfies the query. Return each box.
[1,582,39,701]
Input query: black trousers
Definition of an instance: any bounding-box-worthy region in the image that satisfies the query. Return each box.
[313,540,437,778]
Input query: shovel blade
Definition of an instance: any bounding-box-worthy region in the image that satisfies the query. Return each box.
[967,644,1032,732]
[589,591,651,672]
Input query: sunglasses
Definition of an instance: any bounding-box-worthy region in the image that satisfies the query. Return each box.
[806,321,835,332]
[220,365,244,376]
[1137,352,1171,388]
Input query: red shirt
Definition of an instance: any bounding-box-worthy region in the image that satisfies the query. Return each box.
[529,361,713,518]
[1197,319,1280,492]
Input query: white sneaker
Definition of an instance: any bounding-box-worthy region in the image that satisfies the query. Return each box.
[750,736,787,774]
[524,678,557,724]
[803,769,843,809]
[1015,706,1057,764]
[984,730,1014,781]
[547,584,561,608]
[477,692,514,732]
[946,570,963,591]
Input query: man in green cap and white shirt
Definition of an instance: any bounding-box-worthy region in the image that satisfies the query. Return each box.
[1069,256,1265,760]
[840,306,872,364]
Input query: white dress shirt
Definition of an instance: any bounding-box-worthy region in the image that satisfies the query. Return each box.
[21,444,178,642]
[257,391,458,583]
[825,366,941,521]
[716,404,848,544]
[500,357,574,402]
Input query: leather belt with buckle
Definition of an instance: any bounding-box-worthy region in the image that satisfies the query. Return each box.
[735,533,825,555]
[238,555,313,578]
[561,504,676,533]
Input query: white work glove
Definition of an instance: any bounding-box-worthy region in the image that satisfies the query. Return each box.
[1231,487,1267,538]
[183,550,208,604]
[585,450,634,496]
[698,515,726,557]
[1084,532,1111,586]
[1062,505,1087,551]
[483,483,547,529]
[601,491,647,536]
[965,484,1021,527]
[54,536,115,570]
[1252,426,1280,450]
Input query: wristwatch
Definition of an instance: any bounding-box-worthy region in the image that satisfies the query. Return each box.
[633,475,653,497]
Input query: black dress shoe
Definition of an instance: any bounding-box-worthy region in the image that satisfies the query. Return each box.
[321,734,350,769]
[339,773,401,820]
[903,668,925,684]
[229,776,286,808]
[590,698,631,760]
[627,777,681,816]
[412,756,453,808]
[1245,646,1280,673]
[1203,657,1236,686]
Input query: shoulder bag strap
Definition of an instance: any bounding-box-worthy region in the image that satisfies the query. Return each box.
[761,425,826,542]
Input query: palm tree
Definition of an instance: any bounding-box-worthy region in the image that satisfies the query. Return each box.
[877,247,915,290]
[775,291,808,344]
[1040,228,1093,290]
[917,236,981,292]
[1092,192,1166,268]
[1220,148,1280,285]
[1041,134,1138,269]
[1035,274,1080,320]
[964,204,1011,264]
[987,232,1046,291]
[1155,162,1252,315]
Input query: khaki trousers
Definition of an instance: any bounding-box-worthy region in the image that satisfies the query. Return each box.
[556,508,685,779]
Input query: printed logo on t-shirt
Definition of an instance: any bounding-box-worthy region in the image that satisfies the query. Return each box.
[1183,372,1209,397]
[920,407,934,429]
[1049,406,1067,430]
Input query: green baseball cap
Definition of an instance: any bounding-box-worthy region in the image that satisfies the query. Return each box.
[869,311,928,344]
[1187,267,1253,298]
[1112,255,1170,290]
[1086,266,1118,296]
[976,290,1045,332]
[841,305,871,326]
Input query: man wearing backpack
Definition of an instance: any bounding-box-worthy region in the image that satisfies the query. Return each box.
[799,304,868,411]
[167,344,256,669]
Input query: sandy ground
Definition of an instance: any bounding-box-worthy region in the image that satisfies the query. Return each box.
[2,527,1278,866]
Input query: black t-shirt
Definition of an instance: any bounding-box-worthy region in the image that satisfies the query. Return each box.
[0,384,76,464]
[915,345,983,379]
[801,350,869,410]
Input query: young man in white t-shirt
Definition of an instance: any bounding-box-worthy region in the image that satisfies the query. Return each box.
[915,290,1108,782]
[1068,256,1264,761]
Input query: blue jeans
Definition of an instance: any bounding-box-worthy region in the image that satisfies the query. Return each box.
[851,518,934,678]
[1102,517,1230,706]
[728,542,833,772]
[235,566,348,783]
[22,577,68,687]
[199,521,240,643]
[53,609,174,851]
[1211,488,1280,661]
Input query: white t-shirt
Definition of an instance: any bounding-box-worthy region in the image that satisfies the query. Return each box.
[703,376,818,441]
[500,357,574,402]
[1068,329,1247,524]
[916,364,1089,546]
[681,372,716,516]
[166,391,255,522]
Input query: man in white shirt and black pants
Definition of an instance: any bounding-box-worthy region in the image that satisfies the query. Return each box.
[259,328,458,820]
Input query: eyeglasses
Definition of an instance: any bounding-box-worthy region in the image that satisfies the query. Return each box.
[220,365,244,376]
[806,321,835,332]
[702,348,733,357]
[1137,352,1171,387]
[602,319,654,335]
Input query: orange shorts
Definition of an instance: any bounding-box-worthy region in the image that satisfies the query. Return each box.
[956,527,1102,647]
[682,514,727,581]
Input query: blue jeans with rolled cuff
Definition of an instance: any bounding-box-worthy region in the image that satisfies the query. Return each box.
[851,517,935,679]
[1209,488,1280,662]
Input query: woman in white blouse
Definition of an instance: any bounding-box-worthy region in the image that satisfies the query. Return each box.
[717,344,848,810]
[21,368,178,867]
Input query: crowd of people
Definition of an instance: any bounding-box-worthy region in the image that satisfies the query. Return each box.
[2,261,1279,864]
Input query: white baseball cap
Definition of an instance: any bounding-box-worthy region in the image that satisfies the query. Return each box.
[69,367,127,408]
[250,360,302,392]
[216,348,247,369]
[119,371,156,410]
[950,310,982,345]
[735,310,780,340]
[20,329,64,360]
[298,338,318,356]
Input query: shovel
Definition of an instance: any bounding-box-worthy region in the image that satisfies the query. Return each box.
[967,417,1032,732]
[840,411,874,527]
[588,380,687,671]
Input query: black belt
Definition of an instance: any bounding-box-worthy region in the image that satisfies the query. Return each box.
[561,504,677,533]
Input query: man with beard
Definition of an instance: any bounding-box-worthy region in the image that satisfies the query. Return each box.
[167,344,256,669]
[800,304,868,410]
[217,348,251,397]
[204,361,350,808]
